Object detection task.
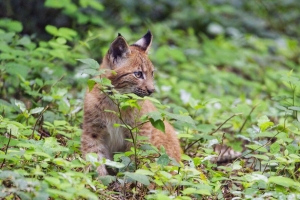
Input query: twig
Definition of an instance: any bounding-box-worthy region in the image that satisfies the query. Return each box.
[238,103,259,133]
[31,105,49,139]
[234,131,281,162]
[0,129,12,169]
[184,113,241,152]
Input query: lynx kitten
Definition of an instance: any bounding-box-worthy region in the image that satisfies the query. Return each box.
[81,31,181,175]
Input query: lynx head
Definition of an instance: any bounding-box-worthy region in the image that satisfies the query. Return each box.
[102,31,155,97]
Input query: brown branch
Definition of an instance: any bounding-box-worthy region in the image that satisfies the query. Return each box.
[30,105,49,139]
[184,113,241,152]
[238,103,259,133]
[0,129,12,169]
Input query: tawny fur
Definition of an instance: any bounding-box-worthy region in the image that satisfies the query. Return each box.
[81,32,181,176]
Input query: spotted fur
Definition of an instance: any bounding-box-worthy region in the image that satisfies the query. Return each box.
[81,31,181,176]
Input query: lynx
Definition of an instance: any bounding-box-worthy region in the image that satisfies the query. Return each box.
[81,31,181,176]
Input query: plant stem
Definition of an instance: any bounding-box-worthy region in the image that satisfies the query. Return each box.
[184,113,241,152]
[0,129,12,169]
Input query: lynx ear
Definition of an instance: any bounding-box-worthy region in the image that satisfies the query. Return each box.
[132,30,153,53]
[108,33,131,64]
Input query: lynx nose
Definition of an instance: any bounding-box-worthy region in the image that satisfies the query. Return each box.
[147,87,155,95]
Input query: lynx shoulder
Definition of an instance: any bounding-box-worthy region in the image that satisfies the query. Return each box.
[81,31,181,176]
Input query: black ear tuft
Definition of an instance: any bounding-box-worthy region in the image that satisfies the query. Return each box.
[132,30,153,52]
[108,34,131,65]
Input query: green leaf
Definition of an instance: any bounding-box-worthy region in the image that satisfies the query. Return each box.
[257,116,274,131]
[53,158,70,167]
[156,194,172,200]
[87,79,96,91]
[135,169,154,176]
[56,37,67,44]
[245,144,268,153]
[288,106,300,111]
[147,111,163,121]
[268,176,300,188]
[45,25,58,36]
[286,144,297,154]
[44,176,60,186]
[149,118,165,133]
[270,142,280,154]
[124,172,150,186]
[105,159,125,168]
[157,154,170,166]
[259,121,274,131]
[98,175,116,186]
[252,154,269,161]
[0,19,23,32]
[77,58,99,69]
[53,120,67,126]
[45,0,67,8]
[47,189,72,199]
[83,0,104,11]
[57,27,77,40]
[7,123,19,137]
[161,110,195,125]
[182,187,211,195]
[30,107,44,114]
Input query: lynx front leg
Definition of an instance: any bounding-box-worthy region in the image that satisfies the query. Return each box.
[81,130,112,176]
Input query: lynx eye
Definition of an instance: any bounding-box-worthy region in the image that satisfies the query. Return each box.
[134,71,144,79]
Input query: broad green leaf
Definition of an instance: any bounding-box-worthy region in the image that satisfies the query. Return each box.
[246,144,268,153]
[26,151,51,158]
[149,118,165,133]
[77,58,99,69]
[288,106,300,111]
[85,153,99,164]
[182,187,211,195]
[232,162,242,170]
[252,154,269,161]
[56,37,67,44]
[7,123,19,137]
[124,172,150,186]
[255,131,277,138]
[0,19,23,32]
[147,111,163,121]
[45,25,58,36]
[82,0,104,11]
[259,121,274,131]
[245,173,268,183]
[270,142,280,154]
[98,175,116,186]
[135,169,154,176]
[47,189,73,199]
[57,27,77,40]
[53,158,70,167]
[30,107,44,114]
[45,0,67,8]
[257,115,271,126]
[286,144,297,154]
[105,159,125,168]
[156,194,172,200]
[44,176,60,186]
[257,115,274,131]
[157,154,170,166]
[161,110,195,125]
[15,100,27,112]
[268,176,300,188]
[87,79,96,91]
[54,120,67,126]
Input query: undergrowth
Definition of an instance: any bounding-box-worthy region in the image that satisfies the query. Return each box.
[1,1,300,199]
